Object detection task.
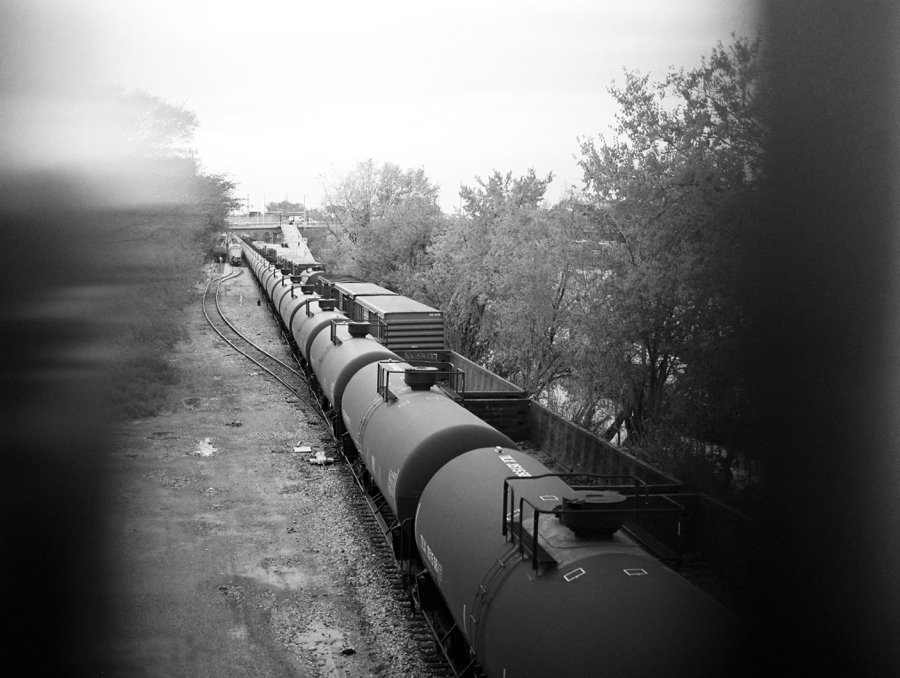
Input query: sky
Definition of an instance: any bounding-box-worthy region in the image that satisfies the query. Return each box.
[6,0,760,213]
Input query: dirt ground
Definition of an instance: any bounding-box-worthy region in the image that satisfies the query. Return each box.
[99,264,428,677]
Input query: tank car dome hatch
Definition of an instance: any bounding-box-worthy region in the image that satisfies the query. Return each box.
[347,322,370,338]
[559,490,629,537]
[403,365,438,390]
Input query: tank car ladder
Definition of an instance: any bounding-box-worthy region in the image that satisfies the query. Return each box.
[467,544,523,661]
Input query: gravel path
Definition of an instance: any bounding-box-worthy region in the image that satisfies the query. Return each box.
[103,263,433,676]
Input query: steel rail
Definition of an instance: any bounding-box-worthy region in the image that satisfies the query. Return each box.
[211,266,303,378]
[201,264,327,424]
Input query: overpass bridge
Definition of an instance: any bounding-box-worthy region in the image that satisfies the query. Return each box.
[225,216,328,245]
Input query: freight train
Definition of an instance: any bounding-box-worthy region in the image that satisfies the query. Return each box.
[227,239,242,266]
[239,238,744,677]
[212,233,245,265]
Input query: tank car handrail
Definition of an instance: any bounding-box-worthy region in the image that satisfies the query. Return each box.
[329,319,342,345]
[501,474,686,574]
[402,359,466,395]
[375,359,466,401]
[375,359,409,400]
[306,298,336,316]
[501,472,649,537]
[328,318,368,346]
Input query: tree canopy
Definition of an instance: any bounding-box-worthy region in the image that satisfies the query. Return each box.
[315,35,763,498]
[414,170,577,394]
[318,159,445,293]
[571,35,763,487]
[107,87,199,158]
[93,88,240,418]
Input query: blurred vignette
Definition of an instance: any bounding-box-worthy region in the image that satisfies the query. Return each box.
[0,5,113,672]
[742,3,900,676]
[0,2,204,671]
[1,1,898,675]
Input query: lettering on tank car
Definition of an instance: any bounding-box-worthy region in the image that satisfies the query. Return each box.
[624,569,648,576]
[564,568,586,582]
[419,535,443,582]
[387,469,397,498]
[498,454,532,477]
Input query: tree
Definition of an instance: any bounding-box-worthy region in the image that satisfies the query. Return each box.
[477,200,578,395]
[416,169,576,396]
[318,160,445,292]
[574,35,763,488]
[87,88,240,418]
[108,88,199,158]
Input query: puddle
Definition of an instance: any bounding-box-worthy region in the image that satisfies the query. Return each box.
[246,562,324,590]
[192,438,217,457]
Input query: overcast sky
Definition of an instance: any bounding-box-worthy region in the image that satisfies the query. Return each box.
[10,0,760,213]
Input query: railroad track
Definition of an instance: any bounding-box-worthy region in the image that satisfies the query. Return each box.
[334,462,454,676]
[202,264,323,420]
[206,261,454,675]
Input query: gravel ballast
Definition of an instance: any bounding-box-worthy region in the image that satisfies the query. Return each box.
[103,263,433,677]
